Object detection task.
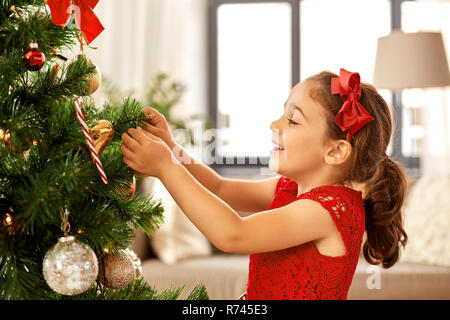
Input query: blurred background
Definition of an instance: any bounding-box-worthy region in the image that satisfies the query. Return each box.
[67,0,450,299]
[82,0,450,178]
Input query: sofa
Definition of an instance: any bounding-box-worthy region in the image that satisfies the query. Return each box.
[131,174,450,300]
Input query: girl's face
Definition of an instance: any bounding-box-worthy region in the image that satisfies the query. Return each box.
[269,80,329,177]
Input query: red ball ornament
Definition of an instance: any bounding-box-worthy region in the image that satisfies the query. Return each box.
[23,43,46,71]
[119,176,136,200]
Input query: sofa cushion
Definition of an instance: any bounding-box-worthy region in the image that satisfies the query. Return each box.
[141,254,250,300]
[400,175,450,267]
[348,259,450,299]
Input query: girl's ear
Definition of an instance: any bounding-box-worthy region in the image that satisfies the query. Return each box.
[324,140,352,165]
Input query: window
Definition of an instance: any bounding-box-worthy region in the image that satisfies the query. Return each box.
[208,0,299,174]
[216,2,292,159]
[208,0,426,174]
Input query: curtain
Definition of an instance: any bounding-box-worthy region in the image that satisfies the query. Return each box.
[72,0,208,121]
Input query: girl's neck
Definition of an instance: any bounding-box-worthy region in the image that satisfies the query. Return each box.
[296,180,353,197]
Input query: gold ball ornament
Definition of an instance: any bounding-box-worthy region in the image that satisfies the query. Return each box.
[125,248,142,277]
[98,250,135,289]
[86,62,101,95]
[70,54,102,95]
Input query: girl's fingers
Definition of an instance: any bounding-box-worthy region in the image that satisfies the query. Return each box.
[128,127,154,145]
[138,126,159,141]
[142,107,165,127]
[143,123,161,135]
[120,143,135,160]
[122,156,135,169]
[122,131,141,151]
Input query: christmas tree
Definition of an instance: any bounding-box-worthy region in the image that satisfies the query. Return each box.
[0,0,208,300]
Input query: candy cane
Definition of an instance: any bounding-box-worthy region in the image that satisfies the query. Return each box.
[74,97,108,184]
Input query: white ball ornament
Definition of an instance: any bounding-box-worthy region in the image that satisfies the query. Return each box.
[42,236,98,296]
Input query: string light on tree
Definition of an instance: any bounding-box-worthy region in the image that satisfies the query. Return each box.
[2,207,14,227]
[1,206,26,235]
[8,4,22,18]
[3,213,13,226]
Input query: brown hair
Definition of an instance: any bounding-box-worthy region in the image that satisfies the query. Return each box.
[306,70,408,269]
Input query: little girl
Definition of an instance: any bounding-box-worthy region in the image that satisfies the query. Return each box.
[121,68,408,300]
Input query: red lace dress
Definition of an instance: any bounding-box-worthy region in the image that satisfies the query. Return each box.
[245,176,365,300]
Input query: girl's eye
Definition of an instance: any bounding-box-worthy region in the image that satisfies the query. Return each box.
[288,118,298,126]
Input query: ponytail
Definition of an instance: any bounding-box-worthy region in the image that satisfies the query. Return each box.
[362,156,408,268]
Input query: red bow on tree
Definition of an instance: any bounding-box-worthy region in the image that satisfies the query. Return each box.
[331,68,374,142]
[46,0,104,45]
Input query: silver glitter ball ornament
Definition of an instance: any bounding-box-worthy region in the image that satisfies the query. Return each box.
[42,236,98,296]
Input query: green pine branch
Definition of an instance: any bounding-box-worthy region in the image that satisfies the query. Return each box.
[63,278,209,301]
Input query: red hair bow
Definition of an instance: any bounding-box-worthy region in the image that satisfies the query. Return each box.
[331,68,374,142]
[46,0,104,45]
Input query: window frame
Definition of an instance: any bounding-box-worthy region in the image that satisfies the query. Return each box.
[390,0,420,176]
[208,0,300,174]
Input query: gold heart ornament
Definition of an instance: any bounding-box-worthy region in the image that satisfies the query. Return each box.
[90,120,114,155]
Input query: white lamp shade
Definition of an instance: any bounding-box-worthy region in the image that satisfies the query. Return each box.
[373,31,450,90]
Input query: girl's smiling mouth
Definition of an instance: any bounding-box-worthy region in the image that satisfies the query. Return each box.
[272,139,284,151]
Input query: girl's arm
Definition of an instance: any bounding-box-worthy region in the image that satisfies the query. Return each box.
[167,139,279,213]
[160,160,337,254]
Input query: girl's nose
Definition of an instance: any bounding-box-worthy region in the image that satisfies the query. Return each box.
[270,118,281,132]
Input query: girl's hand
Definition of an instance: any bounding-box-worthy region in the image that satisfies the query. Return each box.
[121,127,177,178]
[141,107,176,149]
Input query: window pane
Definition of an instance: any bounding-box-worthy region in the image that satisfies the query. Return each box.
[217,2,292,158]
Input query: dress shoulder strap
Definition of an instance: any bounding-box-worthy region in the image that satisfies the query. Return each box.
[298,186,364,254]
